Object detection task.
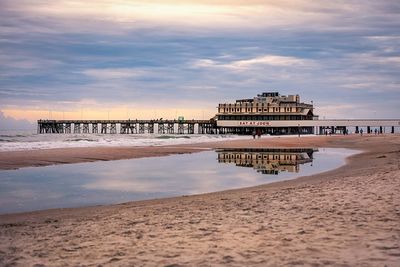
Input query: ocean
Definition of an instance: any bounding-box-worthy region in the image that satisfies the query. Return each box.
[0,130,249,152]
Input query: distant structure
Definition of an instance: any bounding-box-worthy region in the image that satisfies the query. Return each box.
[217,92,317,135]
[37,91,399,135]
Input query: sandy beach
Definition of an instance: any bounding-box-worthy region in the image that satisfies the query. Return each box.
[0,134,399,266]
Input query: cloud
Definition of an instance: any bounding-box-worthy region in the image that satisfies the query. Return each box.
[316,101,400,119]
[0,53,63,78]
[1,1,323,32]
[82,68,147,80]
[4,0,398,35]
[192,55,315,71]
[0,111,34,130]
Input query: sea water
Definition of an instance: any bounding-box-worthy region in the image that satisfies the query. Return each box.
[0,148,358,214]
[0,130,248,151]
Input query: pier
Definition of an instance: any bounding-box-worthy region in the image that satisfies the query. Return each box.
[37,92,399,136]
[38,119,400,135]
[37,119,217,134]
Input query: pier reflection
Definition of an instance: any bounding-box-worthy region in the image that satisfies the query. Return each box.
[0,148,357,214]
[216,148,317,175]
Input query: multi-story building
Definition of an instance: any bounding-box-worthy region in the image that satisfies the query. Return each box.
[216,92,318,135]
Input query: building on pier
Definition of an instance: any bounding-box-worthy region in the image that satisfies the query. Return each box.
[216,92,317,135]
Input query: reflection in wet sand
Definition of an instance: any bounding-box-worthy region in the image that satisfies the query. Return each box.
[0,148,356,214]
[217,148,317,175]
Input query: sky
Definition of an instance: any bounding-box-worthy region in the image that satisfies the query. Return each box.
[1,0,400,129]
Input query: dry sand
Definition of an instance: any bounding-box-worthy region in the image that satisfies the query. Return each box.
[0,134,399,266]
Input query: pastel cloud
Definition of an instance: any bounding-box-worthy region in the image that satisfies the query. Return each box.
[193,55,315,70]
[4,1,315,29]
[4,0,397,34]
[0,111,34,130]
[82,68,147,80]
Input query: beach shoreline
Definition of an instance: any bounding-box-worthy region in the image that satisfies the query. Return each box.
[0,134,366,170]
[1,134,399,266]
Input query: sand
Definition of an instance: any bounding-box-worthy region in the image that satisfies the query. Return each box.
[0,134,399,266]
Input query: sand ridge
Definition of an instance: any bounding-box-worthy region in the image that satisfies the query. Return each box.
[0,135,399,266]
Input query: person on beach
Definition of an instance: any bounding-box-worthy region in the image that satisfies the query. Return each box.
[360,128,363,136]
[257,129,261,139]
[252,130,256,139]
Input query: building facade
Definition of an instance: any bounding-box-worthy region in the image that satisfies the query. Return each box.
[216,92,318,135]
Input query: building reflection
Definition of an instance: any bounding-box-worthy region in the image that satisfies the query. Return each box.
[216,148,316,175]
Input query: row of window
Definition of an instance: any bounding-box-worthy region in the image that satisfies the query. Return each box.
[217,115,312,120]
[218,102,301,107]
[219,107,297,113]
[218,154,298,160]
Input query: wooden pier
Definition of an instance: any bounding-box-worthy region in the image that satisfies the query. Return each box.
[37,119,217,134]
[38,119,400,135]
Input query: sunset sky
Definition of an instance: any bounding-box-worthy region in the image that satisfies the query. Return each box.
[1,0,400,128]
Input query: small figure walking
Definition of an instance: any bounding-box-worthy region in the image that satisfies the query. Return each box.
[257,130,262,139]
[360,128,363,136]
[252,130,256,139]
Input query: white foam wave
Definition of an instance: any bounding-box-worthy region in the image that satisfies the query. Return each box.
[0,131,251,152]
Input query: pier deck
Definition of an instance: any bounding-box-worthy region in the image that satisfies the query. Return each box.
[37,119,217,134]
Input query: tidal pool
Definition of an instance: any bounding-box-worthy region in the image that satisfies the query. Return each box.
[0,148,357,214]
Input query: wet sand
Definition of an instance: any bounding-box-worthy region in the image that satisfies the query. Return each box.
[0,134,399,266]
[1,135,332,170]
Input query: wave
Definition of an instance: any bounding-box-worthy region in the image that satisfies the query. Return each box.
[0,139,15,142]
[156,135,191,139]
[65,138,97,142]
[0,133,250,152]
